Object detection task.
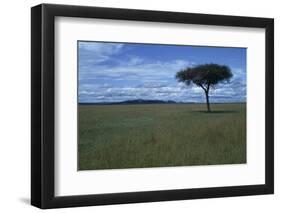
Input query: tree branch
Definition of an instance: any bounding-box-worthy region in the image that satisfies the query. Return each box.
[207,82,210,92]
[198,83,207,92]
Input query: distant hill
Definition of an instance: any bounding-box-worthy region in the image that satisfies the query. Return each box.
[80,99,178,105]
[118,99,177,104]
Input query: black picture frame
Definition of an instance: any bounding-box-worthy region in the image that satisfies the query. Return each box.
[31,3,274,209]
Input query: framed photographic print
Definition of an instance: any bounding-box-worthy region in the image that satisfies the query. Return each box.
[31,3,274,209]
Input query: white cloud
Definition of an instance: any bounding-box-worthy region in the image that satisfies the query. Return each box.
[79,82,209,103]
[79,42,124,64]
[80,58,193,80]
[79,42,123,53]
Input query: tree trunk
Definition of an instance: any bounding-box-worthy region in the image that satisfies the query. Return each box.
[205,91,211,112]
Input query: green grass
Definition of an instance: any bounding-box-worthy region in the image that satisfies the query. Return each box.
[78,103,246,170]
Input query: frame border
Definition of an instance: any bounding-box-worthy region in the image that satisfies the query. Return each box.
[31,3,274,209]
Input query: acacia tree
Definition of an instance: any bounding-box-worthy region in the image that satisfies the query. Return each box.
[175,63,233,112]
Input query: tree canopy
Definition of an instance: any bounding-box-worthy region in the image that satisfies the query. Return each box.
[176,63,233,91]
[175,63,233,112]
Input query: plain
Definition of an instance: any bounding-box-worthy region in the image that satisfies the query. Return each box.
[79,103,246,170]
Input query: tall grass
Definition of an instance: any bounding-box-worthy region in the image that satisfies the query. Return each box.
[78,103,246,170]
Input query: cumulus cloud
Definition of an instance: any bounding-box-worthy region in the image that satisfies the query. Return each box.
[79,84,202,103]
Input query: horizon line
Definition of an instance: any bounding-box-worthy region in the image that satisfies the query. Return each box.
[79,101,246,104]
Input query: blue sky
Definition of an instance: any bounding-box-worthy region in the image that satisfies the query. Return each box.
[78,41,246,103]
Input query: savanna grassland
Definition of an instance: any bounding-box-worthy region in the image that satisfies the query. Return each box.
[78,103,246,170]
